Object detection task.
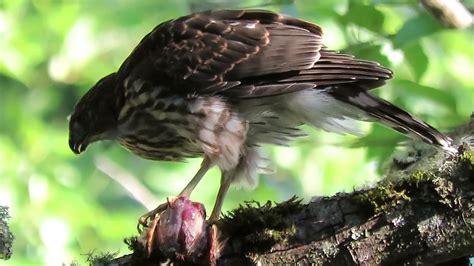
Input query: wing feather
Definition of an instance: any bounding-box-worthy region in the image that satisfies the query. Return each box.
[117,10,322,93]
[117,9,392,99]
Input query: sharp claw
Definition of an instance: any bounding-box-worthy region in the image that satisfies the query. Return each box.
[139,216,148,226]
[137,214,152,233]
[137,202,168,233]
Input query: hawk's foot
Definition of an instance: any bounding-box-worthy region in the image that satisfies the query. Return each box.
[140,196,221,263]
[137,202,168,233]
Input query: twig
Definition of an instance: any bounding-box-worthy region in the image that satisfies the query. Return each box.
[421,0,473,29]
[94,155,159,210]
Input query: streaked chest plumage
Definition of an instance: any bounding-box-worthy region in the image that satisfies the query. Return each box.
[114,78,251,168]
[116,79,203,161]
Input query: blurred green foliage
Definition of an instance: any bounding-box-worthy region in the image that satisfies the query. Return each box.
[0,0,472,264]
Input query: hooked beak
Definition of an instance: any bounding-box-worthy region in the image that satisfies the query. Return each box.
[69,135,88,154]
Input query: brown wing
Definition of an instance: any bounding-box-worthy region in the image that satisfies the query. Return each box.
[118,9,391,98]
[117,10,322,93]
[224,49,393,98]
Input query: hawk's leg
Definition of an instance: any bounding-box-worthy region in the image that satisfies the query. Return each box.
[138,156,213,230]
[208,170,234,223]
[179,156,213,197]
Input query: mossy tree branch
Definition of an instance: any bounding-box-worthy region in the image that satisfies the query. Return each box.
[0,206,13,261]
[100,117,474,266]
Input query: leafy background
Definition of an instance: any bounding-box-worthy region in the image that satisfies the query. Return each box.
[0,0,472,264]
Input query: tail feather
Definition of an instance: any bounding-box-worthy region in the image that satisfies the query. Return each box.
[328,85,454,152]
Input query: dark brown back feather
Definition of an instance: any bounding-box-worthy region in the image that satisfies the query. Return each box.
[117,10,322,93]
[117,10,391,99]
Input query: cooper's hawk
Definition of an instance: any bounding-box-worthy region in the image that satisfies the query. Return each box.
[68,9,454,224]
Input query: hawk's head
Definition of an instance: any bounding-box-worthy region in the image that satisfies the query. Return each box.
[69,73,119,154]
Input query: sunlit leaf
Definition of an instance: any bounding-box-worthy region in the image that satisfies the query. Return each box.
[272,0,295,5]
[342,2,385,33]
[402,42,428,81]
[351,125,404,170]
[393,13,443,48]
[352,125,404,149]
[393,79,457,110]
[369,0,417,5]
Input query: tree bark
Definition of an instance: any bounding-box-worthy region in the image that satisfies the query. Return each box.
[97,117,474,266]
[0,206,13,261]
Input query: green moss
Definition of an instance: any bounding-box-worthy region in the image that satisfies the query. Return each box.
[355,181,411,213]
[86,251,118,266]
[219,196,303,236]
[460,151,474,165]
[410,170,434,183]
[218,197,303,254]
[263,225,297,243]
